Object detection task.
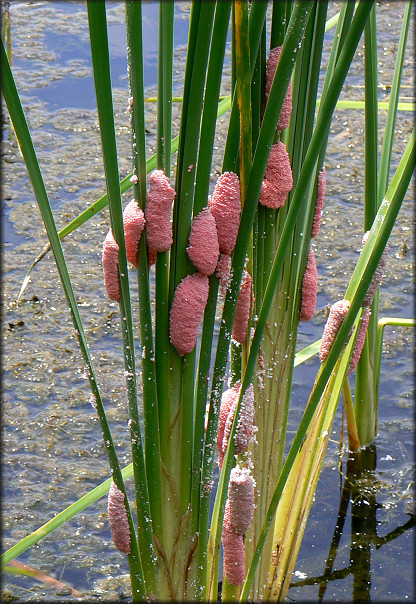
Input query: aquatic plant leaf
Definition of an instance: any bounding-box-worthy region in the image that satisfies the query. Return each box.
[1,464,134,566]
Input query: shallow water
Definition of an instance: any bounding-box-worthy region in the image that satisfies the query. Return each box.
[1,2,414,602]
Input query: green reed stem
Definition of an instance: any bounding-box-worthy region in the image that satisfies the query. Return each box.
[222,577,240,602]
[191,277,219,520]
[193,0,232,214]
[235,0,253,363]
[222,0,269,172]
[124,2,164,553]
[209,2,373,596]
[204,4,316,597]
[253,31,265,199]
[354,338,376,445]
[364,5,378,230]
[241,124,413,600]
[174,0,201,195]
[161,2,174,175]
[190,0,232,540]
[254,204,264,307]
[251,23,264,146]
[88,4,157,594]
[343,374,362,452]
[126,2,147,206]
[271,0,287,46]
[377,1,412,203]
[1,33,147,601]
[235,0,252,201]
[171,1,216,294]
[155,0,174,448]
[360,3,379,390]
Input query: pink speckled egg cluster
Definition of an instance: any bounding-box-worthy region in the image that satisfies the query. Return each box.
[170,171,249,357]
[300,247,318,322]
[232,270,255,344]
[265,46,293,132]
[107,482,131,555]
[169,272,210,357]
[361,231,389,307]
[186,207,220,276]
[348,308,371,376]
[319,299,351,361]
[145,169,176,252]
[102,171,176,301]
[299,165,327,323]
[259,142,293,210]
[216,383,255,470]
[221,467,255,585]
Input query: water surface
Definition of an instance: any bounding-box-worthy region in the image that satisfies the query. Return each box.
[1,2,414,601]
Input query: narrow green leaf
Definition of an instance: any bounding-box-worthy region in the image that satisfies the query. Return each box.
[241,122,413,600]
[2,464,134,566]
[87,3,153,595]
[1,34,141,594]
[377,1,412,202]
[294,340,322,366]
[154,0,174,453]
[364,4,378,229]
[205,3,316,597]
[125,2,164,551]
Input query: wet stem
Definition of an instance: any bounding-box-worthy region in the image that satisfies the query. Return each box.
[2,1,414,602]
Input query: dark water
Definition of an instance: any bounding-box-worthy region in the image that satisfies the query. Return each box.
[1,2,414,602]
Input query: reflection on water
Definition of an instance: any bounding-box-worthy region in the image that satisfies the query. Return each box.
[288,442,415,602]
[289,446,415,602]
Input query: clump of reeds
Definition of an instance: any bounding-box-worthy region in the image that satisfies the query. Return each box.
[4,2,413,602]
